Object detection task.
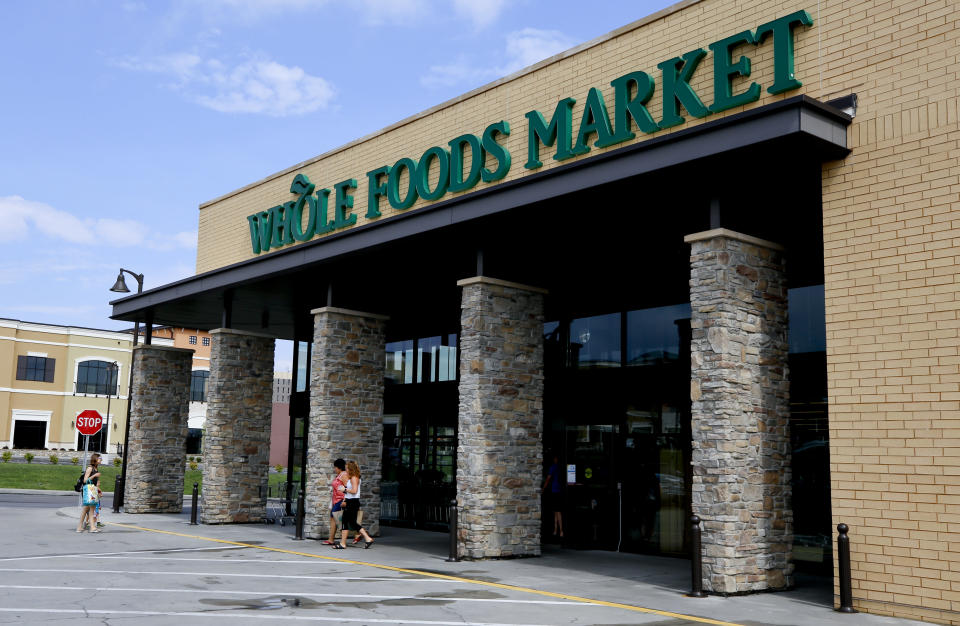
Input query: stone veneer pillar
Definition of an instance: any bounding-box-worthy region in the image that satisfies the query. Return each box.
[304,307,388,540]
[200,329,275,524]
[124,344,193,513]
[685,228,792,594]
[457,276,546,559]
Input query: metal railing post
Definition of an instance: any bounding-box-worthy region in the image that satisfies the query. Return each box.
[446,499,459,562]
[837,523,856,613]
[688,515,707,597]
[190,482,199,525]
[294,488,305,540]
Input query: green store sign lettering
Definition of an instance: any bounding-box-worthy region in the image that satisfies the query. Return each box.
[248,10,812,255]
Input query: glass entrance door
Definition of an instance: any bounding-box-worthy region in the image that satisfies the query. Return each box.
[563,424,618,550]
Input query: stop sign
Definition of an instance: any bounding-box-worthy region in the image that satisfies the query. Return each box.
[76,409,103,436]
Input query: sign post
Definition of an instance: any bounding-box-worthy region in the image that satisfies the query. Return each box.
[75,410,104,508]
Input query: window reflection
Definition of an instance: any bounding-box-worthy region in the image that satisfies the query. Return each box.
[386,335,457,385]
[570,313,621,369]
[788,285,826,353]
[626,303,691,366]
[295,341,309,392]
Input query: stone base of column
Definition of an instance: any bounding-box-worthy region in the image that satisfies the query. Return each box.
[124,345,193,514]
[200,329,275,524]
[457,277,546,559]
[686,229,793,594]
[304,307,388,540]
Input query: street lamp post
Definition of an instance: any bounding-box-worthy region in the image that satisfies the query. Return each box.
[110,268,143,512]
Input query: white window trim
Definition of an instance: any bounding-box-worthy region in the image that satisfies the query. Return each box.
[73,357,123,398]
[9,409,52,450]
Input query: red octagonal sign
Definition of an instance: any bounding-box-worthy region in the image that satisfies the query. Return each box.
[76,409,103,436]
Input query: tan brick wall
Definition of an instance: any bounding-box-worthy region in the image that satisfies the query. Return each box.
[192,0,960,619]
[817,0,960,621]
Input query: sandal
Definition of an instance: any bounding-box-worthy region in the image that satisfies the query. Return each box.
[90,529,102,533]
[352,536,362,544]
[321,540,334,545]
[364,540,374,549]
[332,543,346,549]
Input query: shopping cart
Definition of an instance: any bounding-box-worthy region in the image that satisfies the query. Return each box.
[263,483,295,526]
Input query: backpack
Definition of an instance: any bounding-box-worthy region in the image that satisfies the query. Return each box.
[74,471,85,492]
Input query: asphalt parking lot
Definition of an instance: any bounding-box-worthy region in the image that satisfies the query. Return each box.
[0,491,929,625]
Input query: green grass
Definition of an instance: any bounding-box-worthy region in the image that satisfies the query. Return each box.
[0,464,289,495]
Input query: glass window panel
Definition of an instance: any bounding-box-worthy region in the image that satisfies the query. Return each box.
[385,340,414,384]
[18,355,55,383]
[295,341,309,392]
[418,336,441,383]
[190,370,209,402]
[626,303,691,366]
[570,313,621,369]
[76,360,118,395]
[788,285,826,354]
[446,334,457,381]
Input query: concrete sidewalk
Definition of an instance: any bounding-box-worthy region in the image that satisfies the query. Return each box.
[43,501,924,626]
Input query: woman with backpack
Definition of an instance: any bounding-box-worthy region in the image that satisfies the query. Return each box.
[76,453,102,533]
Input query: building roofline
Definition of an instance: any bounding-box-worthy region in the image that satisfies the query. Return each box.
[197,0,703,210]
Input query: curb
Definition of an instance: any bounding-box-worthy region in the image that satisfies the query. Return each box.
[0,488,86,496]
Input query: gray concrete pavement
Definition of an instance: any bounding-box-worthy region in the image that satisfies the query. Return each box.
[0,493,927,625]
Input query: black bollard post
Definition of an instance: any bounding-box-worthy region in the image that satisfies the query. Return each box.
[446,499,459,562]
[190,482,199,525]
[688,515,707,597]
[112,476,123,513]
[836,523,857,613]
[294,488,305,541]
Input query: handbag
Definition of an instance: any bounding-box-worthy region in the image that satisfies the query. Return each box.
[82,482,99,507]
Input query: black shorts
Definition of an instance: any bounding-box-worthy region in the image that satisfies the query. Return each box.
[342,498,363,531]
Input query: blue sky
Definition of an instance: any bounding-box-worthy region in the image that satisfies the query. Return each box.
[0,0,675,370]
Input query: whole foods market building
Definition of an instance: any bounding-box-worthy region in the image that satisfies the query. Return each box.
[110,1,960,621]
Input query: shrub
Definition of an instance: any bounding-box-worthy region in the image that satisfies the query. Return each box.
[195,457,202,463]
[274,464,284,473]
[71,456,80,465]
[24,453,35,464]
[113,457,122,467]
[1,451,10,463]
[189,461,198,470]
[49,454,59,465]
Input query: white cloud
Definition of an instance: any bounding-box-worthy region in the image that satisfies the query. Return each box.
[420,27,575,89]
[0,196,196,250]
[114,53,336,116]
[452,0,508,28]
[501,28,576,73]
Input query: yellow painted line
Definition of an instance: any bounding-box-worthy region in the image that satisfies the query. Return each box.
[107,521,741,626]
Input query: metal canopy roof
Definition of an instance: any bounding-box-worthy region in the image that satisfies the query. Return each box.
[109,95,851,341]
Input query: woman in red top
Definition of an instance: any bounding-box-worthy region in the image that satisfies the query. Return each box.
[325,458,347,545]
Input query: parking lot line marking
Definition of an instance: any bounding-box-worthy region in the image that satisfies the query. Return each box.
[0,545,234,561]
[2,568,457,582]
[105,521,743,626]
[2,555,343,564]
[0,608,547,625]
[0,585,592,605]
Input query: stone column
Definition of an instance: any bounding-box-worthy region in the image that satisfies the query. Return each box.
[200,329,275,524]
[457,276,546,559]
[685,228,792,594]
[304,307,388,539]
[124,344,193,513]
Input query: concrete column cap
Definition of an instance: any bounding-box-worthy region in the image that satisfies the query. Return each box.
[132,344,194,354]
[209,328,277,339]
[309,306,390,321]
[456,275,549,294]
[683,228,784,251]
